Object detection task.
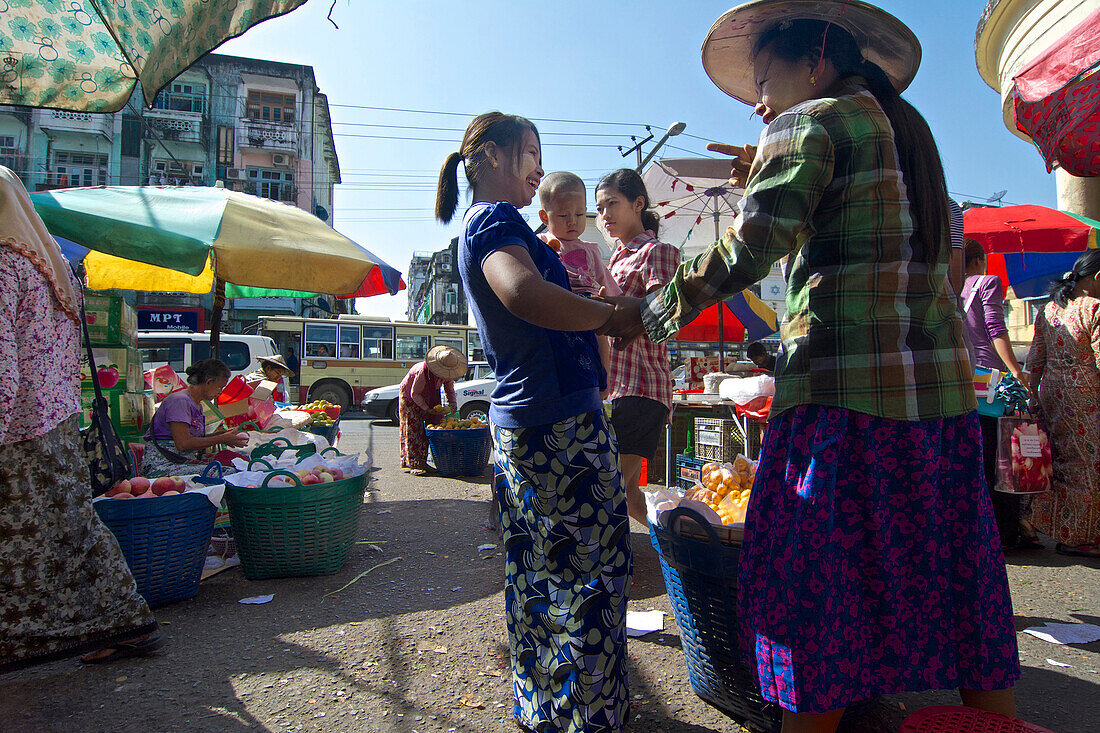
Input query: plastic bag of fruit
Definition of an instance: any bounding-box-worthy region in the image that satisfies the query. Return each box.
[995,416,1051,494]
[681,455,757,526]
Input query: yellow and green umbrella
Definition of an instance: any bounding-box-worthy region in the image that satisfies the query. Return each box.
[31,185,403,297]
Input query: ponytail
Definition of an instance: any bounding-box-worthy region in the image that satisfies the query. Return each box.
[597,168,660,237]
[434,112,540,225]
[1048,249,1100,306]
[856,59,947,265]
[435,152,464,224]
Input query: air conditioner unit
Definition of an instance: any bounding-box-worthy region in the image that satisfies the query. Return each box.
[191,164,205,178]
[271,154,290,167]
[226,168,243,180]
[167,161,184,173]
[152,160,168,173]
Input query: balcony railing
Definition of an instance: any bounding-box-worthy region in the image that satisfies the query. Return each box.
[143,111,204,144]
[239,118,298,152]
[41,109,113,138]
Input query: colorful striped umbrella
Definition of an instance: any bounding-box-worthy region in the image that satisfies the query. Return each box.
[677,290,778,344]
[964,204,1099,298]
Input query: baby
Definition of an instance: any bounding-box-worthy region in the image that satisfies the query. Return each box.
[537,172,621,298]
[537,172,620,397]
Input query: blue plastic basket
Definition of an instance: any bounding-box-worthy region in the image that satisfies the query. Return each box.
[425,427,492,477]
[305,419,340,445]
[94,491,217,608]
[650,506,781,733]
[675,454,708,490]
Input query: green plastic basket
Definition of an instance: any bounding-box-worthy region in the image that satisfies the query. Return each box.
[224,469,368,580]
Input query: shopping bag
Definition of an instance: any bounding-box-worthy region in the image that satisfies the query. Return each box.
[145,365,187,403]
[995,415,1052,494]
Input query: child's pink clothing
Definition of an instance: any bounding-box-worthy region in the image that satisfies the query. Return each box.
[538,234,622,297]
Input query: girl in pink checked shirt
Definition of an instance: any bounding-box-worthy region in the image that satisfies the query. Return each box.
[597,168,681,524]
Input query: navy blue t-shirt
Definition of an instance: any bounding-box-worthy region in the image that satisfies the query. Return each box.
[458,202,605,429]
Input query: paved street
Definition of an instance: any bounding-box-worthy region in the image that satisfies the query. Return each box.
[2,418,1098,732]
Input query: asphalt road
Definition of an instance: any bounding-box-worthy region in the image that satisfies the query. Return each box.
[2,418,1098,732]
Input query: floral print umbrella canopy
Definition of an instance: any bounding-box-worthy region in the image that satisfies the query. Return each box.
[0,0,307,112]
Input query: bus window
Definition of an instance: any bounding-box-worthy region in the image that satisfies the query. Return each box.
[434,337,463,353]
[139,340,186,371]
[305,323,337,357]
[467,331,485,362]
[193,341,251,372]
[338,325,360,359]
[395,333,430,360]
[362,326,393,359]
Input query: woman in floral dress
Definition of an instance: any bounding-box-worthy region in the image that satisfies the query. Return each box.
[0,166,160,671]
[1026,249,1100,557]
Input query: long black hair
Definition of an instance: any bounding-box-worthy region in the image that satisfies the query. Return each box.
[1048,249,1100,306]
[596,168,660,236]
[754,20,948,265]
[435,112,540,224]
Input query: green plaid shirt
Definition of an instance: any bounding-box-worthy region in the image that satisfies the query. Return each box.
[642,82,974,422]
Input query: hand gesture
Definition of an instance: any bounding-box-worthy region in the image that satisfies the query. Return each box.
[595,294,646,350]
[706,142,758,189]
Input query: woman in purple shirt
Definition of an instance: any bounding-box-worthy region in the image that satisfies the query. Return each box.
[962,239,1037,549]
[142,359,248,477]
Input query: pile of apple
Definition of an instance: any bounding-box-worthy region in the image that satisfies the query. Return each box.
[103,475,190,499]
[292,466,345,485]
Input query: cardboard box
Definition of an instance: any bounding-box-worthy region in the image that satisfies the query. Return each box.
[249,380,279,402]
[82,294,137,347]
[80,388,146,435]
[80,346,143,392]
[687,357,723,388]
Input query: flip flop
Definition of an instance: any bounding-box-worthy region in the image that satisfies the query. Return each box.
[81,632,165,664]
[1055,543,1100,558]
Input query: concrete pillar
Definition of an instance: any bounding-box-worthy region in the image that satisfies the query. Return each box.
[1056,168,1100,219]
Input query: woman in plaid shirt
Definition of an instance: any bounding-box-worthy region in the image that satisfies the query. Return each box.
[597,168,681,524]
[601,4,1019,730]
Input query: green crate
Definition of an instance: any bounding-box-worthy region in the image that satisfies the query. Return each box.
[83,293,137,347]
[224,469,368,580]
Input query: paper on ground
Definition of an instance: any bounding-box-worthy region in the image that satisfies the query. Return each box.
[626,610,665,637]
[1023,622,1100,645]
[1046,658,1071,667]
[239,594,274,605]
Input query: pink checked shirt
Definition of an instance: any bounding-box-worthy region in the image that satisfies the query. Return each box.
[608,231,681,412]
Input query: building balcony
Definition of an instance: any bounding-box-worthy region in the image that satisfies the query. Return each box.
[239,118,298,153]
[40,109,113,139]
[143,108,205,144]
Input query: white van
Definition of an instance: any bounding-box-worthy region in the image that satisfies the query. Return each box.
[136,331,282,383]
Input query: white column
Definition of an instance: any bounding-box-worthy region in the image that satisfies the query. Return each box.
[1056,168,1100,220]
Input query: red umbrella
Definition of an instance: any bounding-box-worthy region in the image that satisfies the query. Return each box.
[963,204,1099,254]
[676,301,746,343]
[1012,7,1100,176]
[964,204,1100,299]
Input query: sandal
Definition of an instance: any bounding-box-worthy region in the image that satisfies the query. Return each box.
[81,632,165,664]
[1055,543,1100,558]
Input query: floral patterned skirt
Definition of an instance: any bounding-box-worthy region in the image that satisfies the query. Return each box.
[494,411,632,733]
[738,405,1020,713]
[0,416,156,672]
[398,395,431,470]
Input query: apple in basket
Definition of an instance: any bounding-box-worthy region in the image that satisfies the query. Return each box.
[172,476,187,492]
[295,468,311,480]
[112,493,135,499]
[129,477,151,494]
[329,467,344,481]
[151,476,177,495]
[161,490,180,496]
[105,479,131,497]
[136,490,157,499]
[301,473,321,485]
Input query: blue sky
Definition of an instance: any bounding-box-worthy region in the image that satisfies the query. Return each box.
[218,0,1058,319]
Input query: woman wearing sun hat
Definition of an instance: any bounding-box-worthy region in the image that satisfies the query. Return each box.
[398,345,464,475]
[244,354,295,403]
[599,1,1019,728]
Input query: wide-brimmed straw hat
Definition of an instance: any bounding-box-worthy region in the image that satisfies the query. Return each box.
[425,345,467,381]
[701,0,921,106]
[258,354,294,376]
